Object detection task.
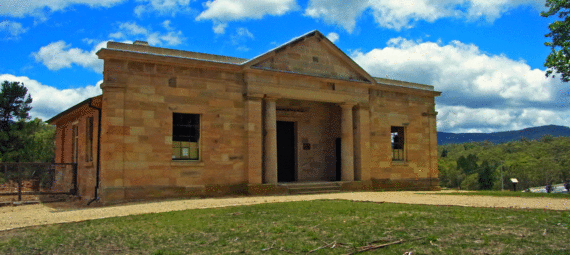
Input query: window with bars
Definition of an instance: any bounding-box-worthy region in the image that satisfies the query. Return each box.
[172,113,200,160]
[391,126,405,161]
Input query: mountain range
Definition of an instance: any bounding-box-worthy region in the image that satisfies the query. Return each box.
[437,125,570,145]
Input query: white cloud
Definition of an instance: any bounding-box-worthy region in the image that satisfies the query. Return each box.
[353,38,557,104]
[32,21,184,73]
[230,27,254,51]
[236,27,254,39]
[0,74,102,121]
[352,37,568,133]
[305,0,370,33]
[0,21,28,39]
[305,0,545,32]
[326,32,339,43]
[436,106,570,133]
[0,0,125,19]
[31,40,106,73]
[212,21,228,34]
[197,0,298,34]
[134,0,192,17]
[110,21,184,46]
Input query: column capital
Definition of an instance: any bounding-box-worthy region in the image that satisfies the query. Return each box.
[357,103,370,111]
[244,93,264,101]
[264,94,281,101]
[339,102,357,109]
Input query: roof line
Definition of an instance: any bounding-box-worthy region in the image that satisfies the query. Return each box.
[47,96,100,124]
[99,48,245,66]
[241,30,318,66]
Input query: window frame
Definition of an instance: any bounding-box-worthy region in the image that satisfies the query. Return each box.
[85,116,94,162]
[391,126,405,161]
[172,113,201,161]
[72,124,79,164]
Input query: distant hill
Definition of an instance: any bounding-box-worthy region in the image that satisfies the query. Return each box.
[437,125,570,145]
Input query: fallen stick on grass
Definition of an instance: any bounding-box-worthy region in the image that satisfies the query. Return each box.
[306,241,336,254]
[347,237,424,254]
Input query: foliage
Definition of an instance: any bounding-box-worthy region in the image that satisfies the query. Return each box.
[438,136,570,191]
[0,81,55,163]
[461,173,480,190]
[428,191,570,199]
[478,160,494,190]
[0,81,33,162]
[440,148,448,158]
[1,200,570,254]
[541,0,570,82]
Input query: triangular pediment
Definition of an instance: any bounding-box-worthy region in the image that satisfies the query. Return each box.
[245,31,373,83]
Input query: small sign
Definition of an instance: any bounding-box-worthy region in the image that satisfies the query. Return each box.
[510,178,519,183]
[182,148,189,157]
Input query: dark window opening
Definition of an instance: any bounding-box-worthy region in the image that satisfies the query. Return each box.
[391,126,405,161]
[169,77,177,88]
[327,82,335,90]
[172,113,200,160]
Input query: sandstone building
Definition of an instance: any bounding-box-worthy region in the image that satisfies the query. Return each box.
[48,30,441,203]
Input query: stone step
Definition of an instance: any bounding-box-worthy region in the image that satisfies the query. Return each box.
[292,189,341,195]
[283,182,342,195]
[282,182,341,187]
[287,185,340,191]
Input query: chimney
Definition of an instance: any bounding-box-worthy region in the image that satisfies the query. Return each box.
[133,40,149,46]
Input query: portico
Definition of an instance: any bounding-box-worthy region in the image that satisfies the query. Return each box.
[252,89,369,185]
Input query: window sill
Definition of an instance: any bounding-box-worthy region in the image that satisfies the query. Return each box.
[392,161,408,166]
[171,160,204,167]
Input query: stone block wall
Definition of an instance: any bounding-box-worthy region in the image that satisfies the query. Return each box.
[99,59,248,201]
[253,36,367,82]
[368,89,438,183]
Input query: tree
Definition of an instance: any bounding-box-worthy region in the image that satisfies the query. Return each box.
[541,0,570,82]
[441,148,448,158]
[25,118,56,162]
[0,81,33,162]
[478,160,494,190]
[461,173,480,190]
[457,154,479,175]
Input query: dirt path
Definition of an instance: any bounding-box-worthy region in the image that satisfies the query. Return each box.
[0,191,568,231]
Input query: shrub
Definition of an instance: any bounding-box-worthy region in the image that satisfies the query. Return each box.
[461,173,480,190]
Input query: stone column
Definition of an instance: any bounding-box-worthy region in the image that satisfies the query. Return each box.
[264,95,279,184]
[354,103,371,181]
[245,93,264,184]
[340,102,356,181]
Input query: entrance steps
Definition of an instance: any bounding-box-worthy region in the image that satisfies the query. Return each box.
[281,182,342,195]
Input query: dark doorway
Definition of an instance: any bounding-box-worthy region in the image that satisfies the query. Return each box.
[277,121,296,182]
[335,138,341,181]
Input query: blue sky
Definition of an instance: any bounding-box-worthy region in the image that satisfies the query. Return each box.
[0,0,567,133]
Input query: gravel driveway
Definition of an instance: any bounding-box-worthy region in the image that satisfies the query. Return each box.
[1,191,568,231]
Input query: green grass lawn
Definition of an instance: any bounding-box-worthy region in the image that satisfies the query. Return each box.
[1,200,569,254]
[434,190,570,199]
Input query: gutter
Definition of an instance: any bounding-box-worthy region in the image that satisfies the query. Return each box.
[87,100,102,205]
